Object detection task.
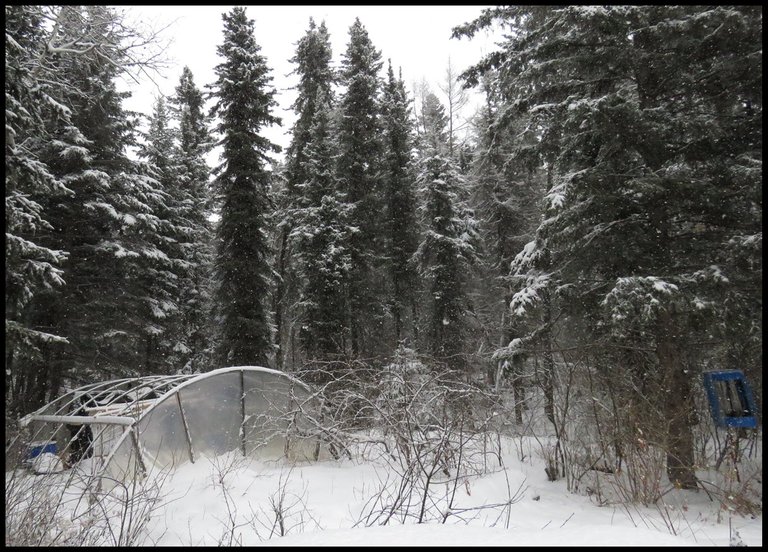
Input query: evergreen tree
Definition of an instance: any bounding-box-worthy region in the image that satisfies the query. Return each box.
[414,93,478,370]
[169,67,215,373]
[468,74,544,414]
[381,61,419,345]
[290,91,351,370]
[5,5,70,412]
[278,19,335,369]
[137,96,185,374]
[456,5,762,488]
[21,6,167,402]
[285,18,335,198]
[209,7,281,367]
[6,6,207,411]
[336,18,386,358]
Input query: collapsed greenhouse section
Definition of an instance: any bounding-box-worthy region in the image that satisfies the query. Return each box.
[10,366,329,485]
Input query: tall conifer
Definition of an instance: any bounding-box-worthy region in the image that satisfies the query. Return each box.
[170,67,215,373]
[209,7,281,366]
[414,93,478,369]
[137,96,186,374]
[337,18,385,357]
[381,61,419,345]
[5,5,70,412]
[290,91,351,369]
[456,5,762,488]
[278,19,335,369]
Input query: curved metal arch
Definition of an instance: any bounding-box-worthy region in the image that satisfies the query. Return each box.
[138,366,312,421]
[28,374,198,420]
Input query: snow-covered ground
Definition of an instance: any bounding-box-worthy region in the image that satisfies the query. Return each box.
[7,433,761,546]
[133,436,760,547]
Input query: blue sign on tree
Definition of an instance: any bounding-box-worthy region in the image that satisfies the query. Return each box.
[702,370,758,429]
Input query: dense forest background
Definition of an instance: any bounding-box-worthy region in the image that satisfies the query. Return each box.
[6,6,761,492]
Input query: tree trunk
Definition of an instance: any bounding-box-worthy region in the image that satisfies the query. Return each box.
[658,310,698,490]
[513,355,525,426]
[145,334,154,374]
[541,290,555,427]
[274,225,290,370]
[392,275,403,345]
[6,347,18,415]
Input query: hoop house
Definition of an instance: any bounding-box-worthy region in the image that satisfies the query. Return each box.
[15,367,326,484]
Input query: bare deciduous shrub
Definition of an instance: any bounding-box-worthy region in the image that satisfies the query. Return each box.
[206,457,321,544]
[293,348,523,527]
[698,431,763,520]
[510,339,762,537]
[5,438,172,546]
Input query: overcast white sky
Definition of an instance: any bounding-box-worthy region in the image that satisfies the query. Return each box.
[118,5,501,159]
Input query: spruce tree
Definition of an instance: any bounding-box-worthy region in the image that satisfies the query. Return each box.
[336,18,386,358]
[21,6,167,401]
[290,91,351,370]
[468,74,545,414]
[5,5,70,412]
[278,19,335,369]
[414,93,478,370]
[381,61,419,345]
[170,67,215,373]
[285,19,335,198]
[209,7,281,367]
[137,96,186,374]
[456,5,762,488]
